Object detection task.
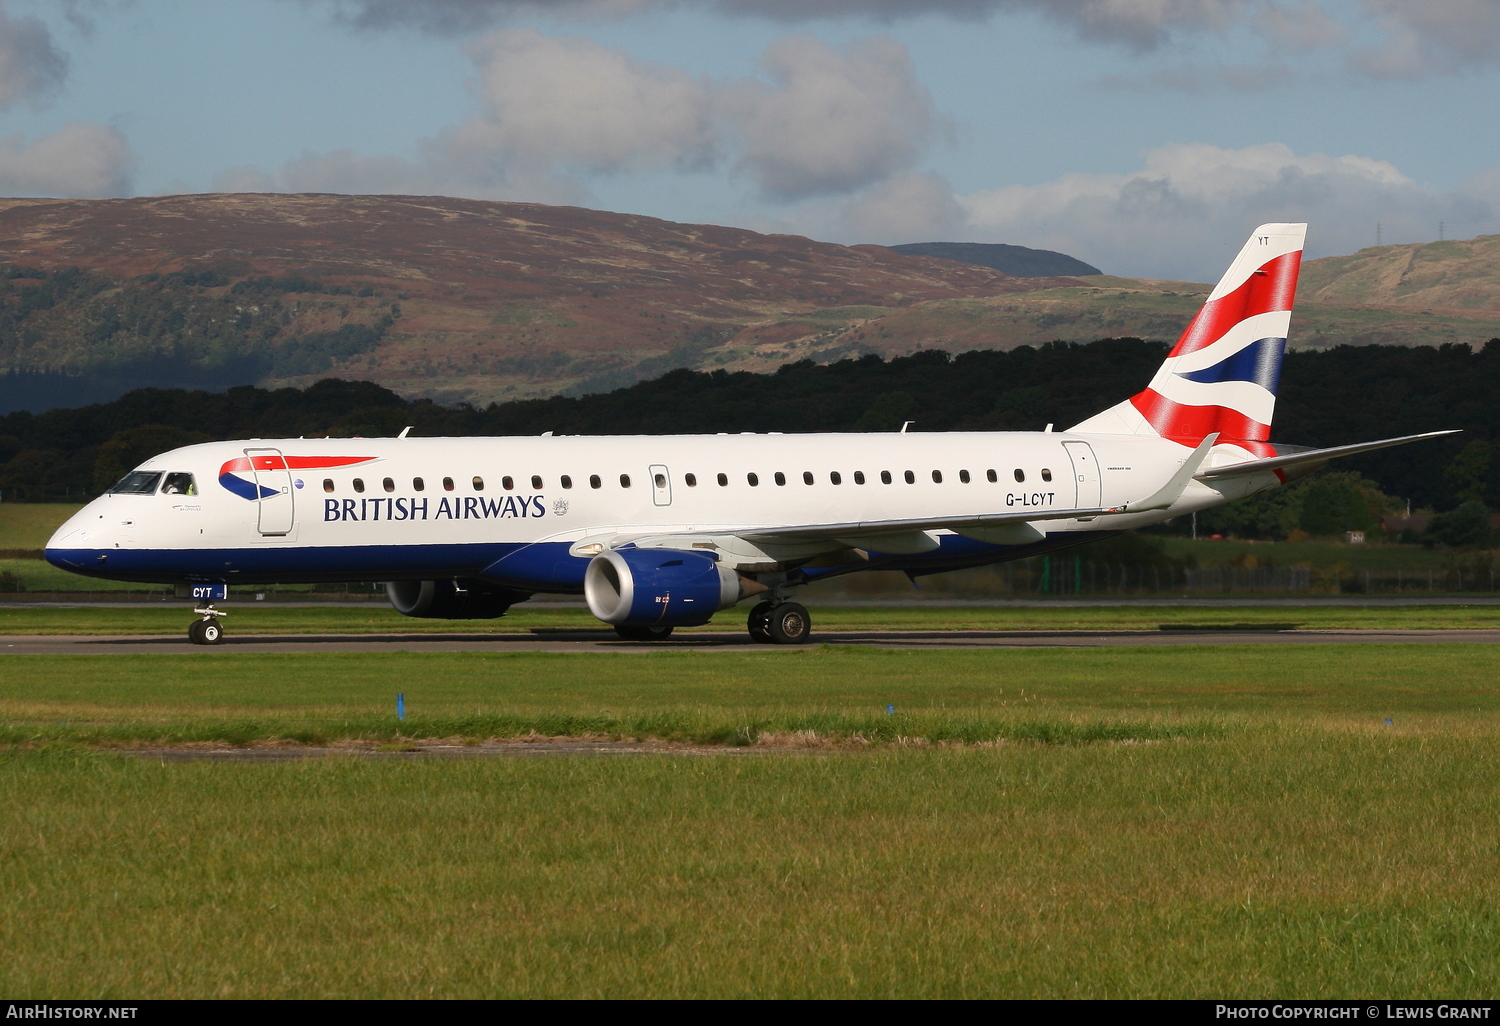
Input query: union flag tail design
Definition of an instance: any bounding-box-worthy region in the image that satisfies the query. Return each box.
[1070,223,1306,454]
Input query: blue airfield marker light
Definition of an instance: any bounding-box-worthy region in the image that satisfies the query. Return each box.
[886,704,895,716]
[398,693,405,721]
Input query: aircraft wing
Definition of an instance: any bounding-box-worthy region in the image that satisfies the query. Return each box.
[1196,430,1459,481]
[733,502,1125,544]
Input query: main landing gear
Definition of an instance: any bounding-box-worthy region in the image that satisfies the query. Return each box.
[187,604,227,645]
[747,600,811,645]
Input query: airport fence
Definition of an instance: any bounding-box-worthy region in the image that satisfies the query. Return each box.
[2,560,1498,602]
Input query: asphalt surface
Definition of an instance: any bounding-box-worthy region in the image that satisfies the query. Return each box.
[6,628,1500,654]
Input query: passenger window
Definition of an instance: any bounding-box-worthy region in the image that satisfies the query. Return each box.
[473,476,485,490]
[108,471,162,495]
[161,472,196,496]
[830,471,842,485]
[413,477,424,492]
[383,478,395,492]
[986,469,997,483]
[774,472,786,486]
[323,479,335,493]
[904,470,915,484]
[747,473,759,487]
[685,473,697,487]
[502,476,514,491]
[590,475,602,489]
[803,472,814,485]
[353,478,365,493]
[880,471,891,484]
[561,475,573,489]
[1041,468,1053,482]
[931,470,942,484]
[1014,469,1025,483]
[532,475,543,490]
[620,474,631,488]
[959,470,970,484]
[443,477,454,491]
[717,473,728,487]
[854,471,865,485]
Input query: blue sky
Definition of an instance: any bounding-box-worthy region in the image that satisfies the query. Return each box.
[1,0,1498,279]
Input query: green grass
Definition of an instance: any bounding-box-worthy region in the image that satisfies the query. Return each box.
[5,735,1500,998]
[5,601,1500,636]
[0,503,82,551]
[4,645,1500,996]
[2,646,1497,747]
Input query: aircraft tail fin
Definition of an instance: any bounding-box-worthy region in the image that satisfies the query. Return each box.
[1069,223,1307,454]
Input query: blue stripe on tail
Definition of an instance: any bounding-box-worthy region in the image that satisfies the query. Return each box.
[1176,337,1285,392]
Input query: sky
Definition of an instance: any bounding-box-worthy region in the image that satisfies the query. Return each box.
[0,0,1498,280]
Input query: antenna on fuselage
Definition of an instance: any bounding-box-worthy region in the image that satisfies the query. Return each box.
[398,426,412,439]
[900,421,913,433]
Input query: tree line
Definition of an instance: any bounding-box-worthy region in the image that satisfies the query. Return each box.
[2,338,1498,543]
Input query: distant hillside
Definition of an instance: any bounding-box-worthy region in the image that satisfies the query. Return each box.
[0,194,1071,412]
[888,242,1102,277]
[1,194,1498,414]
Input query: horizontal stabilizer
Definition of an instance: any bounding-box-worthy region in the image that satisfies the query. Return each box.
[1196,430,1460,481]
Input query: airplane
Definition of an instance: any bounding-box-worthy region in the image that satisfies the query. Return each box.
[45,223,1454,645]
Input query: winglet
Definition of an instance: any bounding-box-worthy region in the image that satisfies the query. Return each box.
[1120,433,1218,513]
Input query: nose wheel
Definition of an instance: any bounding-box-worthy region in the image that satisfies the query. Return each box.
[748,601,811,645]
[188,605,227,645]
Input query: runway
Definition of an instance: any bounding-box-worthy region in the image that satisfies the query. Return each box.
[6,627,1500,654]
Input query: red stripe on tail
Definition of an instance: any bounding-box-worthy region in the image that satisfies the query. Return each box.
[1169,251,1301,358]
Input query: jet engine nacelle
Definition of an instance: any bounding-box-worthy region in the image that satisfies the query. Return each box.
[584,548,749,627]
[386,578,530,619]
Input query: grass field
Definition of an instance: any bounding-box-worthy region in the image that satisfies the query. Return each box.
[3,645,1500,997]
[0,502,82,551]
[4,600,1500,636]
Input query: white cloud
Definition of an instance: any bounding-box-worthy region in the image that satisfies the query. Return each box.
[1353,0,1500,78]
[721,34,941,199]
[458,29,715,175]
[836,170,966,242]
[957,142,1495,279]
[0,124,134,197]
[217,31,937,205]
[0,1,68,109]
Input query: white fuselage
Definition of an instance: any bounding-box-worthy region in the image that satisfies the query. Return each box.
[45,430,1275,593]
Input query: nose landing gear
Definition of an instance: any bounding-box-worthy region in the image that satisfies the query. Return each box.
[188,605,227,645]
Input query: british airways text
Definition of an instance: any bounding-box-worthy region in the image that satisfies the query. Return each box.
[324,496,547,522]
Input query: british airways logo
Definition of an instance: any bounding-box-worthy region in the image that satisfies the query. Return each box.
[219,455,377,500]
[324,495,548,521]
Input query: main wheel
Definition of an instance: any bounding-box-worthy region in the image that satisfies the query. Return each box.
[766,602,811,645]
[187,619,206,645]
[199,619,225,645]
[613,624,674,642]
[747,602,774,644]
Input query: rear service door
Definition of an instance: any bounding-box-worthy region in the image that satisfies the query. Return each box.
[649,464,672,507]
[1062,441,1101,509]
[244,447,294,535]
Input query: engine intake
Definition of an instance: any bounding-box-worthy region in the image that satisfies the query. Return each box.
[386,578,530,619]
[584,548,753,627]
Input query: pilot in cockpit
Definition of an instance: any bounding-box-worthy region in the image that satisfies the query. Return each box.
[161,473,197,496]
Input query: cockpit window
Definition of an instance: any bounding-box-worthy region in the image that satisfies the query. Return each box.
[161,473,196,496]
[109,471,162,495]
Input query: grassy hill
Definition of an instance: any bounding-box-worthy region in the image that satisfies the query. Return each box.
[0,194,1064,411]
[1,194,1498,410]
